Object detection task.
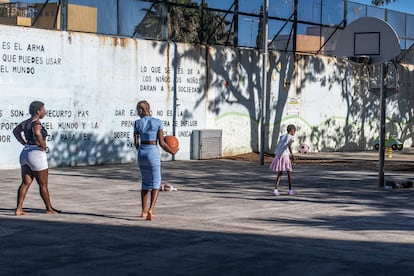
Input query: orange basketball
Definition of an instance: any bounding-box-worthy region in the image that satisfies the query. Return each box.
[164,135,179,152]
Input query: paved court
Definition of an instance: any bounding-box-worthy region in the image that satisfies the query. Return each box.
[0,152,413,275]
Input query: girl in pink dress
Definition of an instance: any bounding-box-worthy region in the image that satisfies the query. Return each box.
[269,124,296,196]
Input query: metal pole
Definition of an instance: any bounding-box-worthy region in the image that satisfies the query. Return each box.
[116,0,120,35]
[161,0,168,41]
[260,0,268,165]
[233,0,238,46]
[60,0,68,31]
[379,62,387,187]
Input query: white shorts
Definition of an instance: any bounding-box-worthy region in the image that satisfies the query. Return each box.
[20,145,48,171]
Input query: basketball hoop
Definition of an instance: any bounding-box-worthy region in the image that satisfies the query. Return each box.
[348,55,370,65]
[334,17,401,188]
[334,17,400,65]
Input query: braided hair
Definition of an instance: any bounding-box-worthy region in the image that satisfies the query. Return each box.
[136,100,151,117]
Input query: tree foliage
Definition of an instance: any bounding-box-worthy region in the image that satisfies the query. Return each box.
[371,0,397,5]
[133,0,399,45]
[134,0,233,45]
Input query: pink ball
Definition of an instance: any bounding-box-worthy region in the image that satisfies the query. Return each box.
[298,143,310,154]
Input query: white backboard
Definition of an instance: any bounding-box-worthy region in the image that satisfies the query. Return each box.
[334,17,401,64]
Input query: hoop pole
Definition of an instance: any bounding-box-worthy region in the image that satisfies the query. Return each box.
[260,0,269,165]
[378,62,387,187]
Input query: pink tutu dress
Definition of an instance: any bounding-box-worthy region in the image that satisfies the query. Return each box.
[269,154,292,172]
[269,133,294,172]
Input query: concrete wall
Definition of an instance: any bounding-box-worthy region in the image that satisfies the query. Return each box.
[0,24,413,169]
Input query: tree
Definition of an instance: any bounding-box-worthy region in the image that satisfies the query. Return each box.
[133,0,233,45]
[371,0,397,5]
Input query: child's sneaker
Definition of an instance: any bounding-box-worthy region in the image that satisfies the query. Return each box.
[273,189,280,196]
[287,189,297,195]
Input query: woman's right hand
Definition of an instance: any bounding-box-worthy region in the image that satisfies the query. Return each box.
[171,147,179,155]
[157,130,178,155]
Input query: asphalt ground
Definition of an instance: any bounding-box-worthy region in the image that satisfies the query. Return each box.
[0,151,413,275]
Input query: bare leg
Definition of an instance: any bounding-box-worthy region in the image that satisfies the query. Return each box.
[15,165,33,216]
[141,189,149,218]
[275,171,283,189]
[146,189,159,221]
[34,169,57,214]
[287,171,293,190]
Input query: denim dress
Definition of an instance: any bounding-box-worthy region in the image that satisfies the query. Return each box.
[134,116,163,190]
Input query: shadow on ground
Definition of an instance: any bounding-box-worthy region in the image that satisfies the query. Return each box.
[1,159,413,275]
[1,216,413,276]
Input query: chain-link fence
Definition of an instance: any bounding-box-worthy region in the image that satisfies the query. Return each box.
[0,0,413,58]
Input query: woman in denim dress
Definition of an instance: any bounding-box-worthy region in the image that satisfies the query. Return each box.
[134,100,177,220]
